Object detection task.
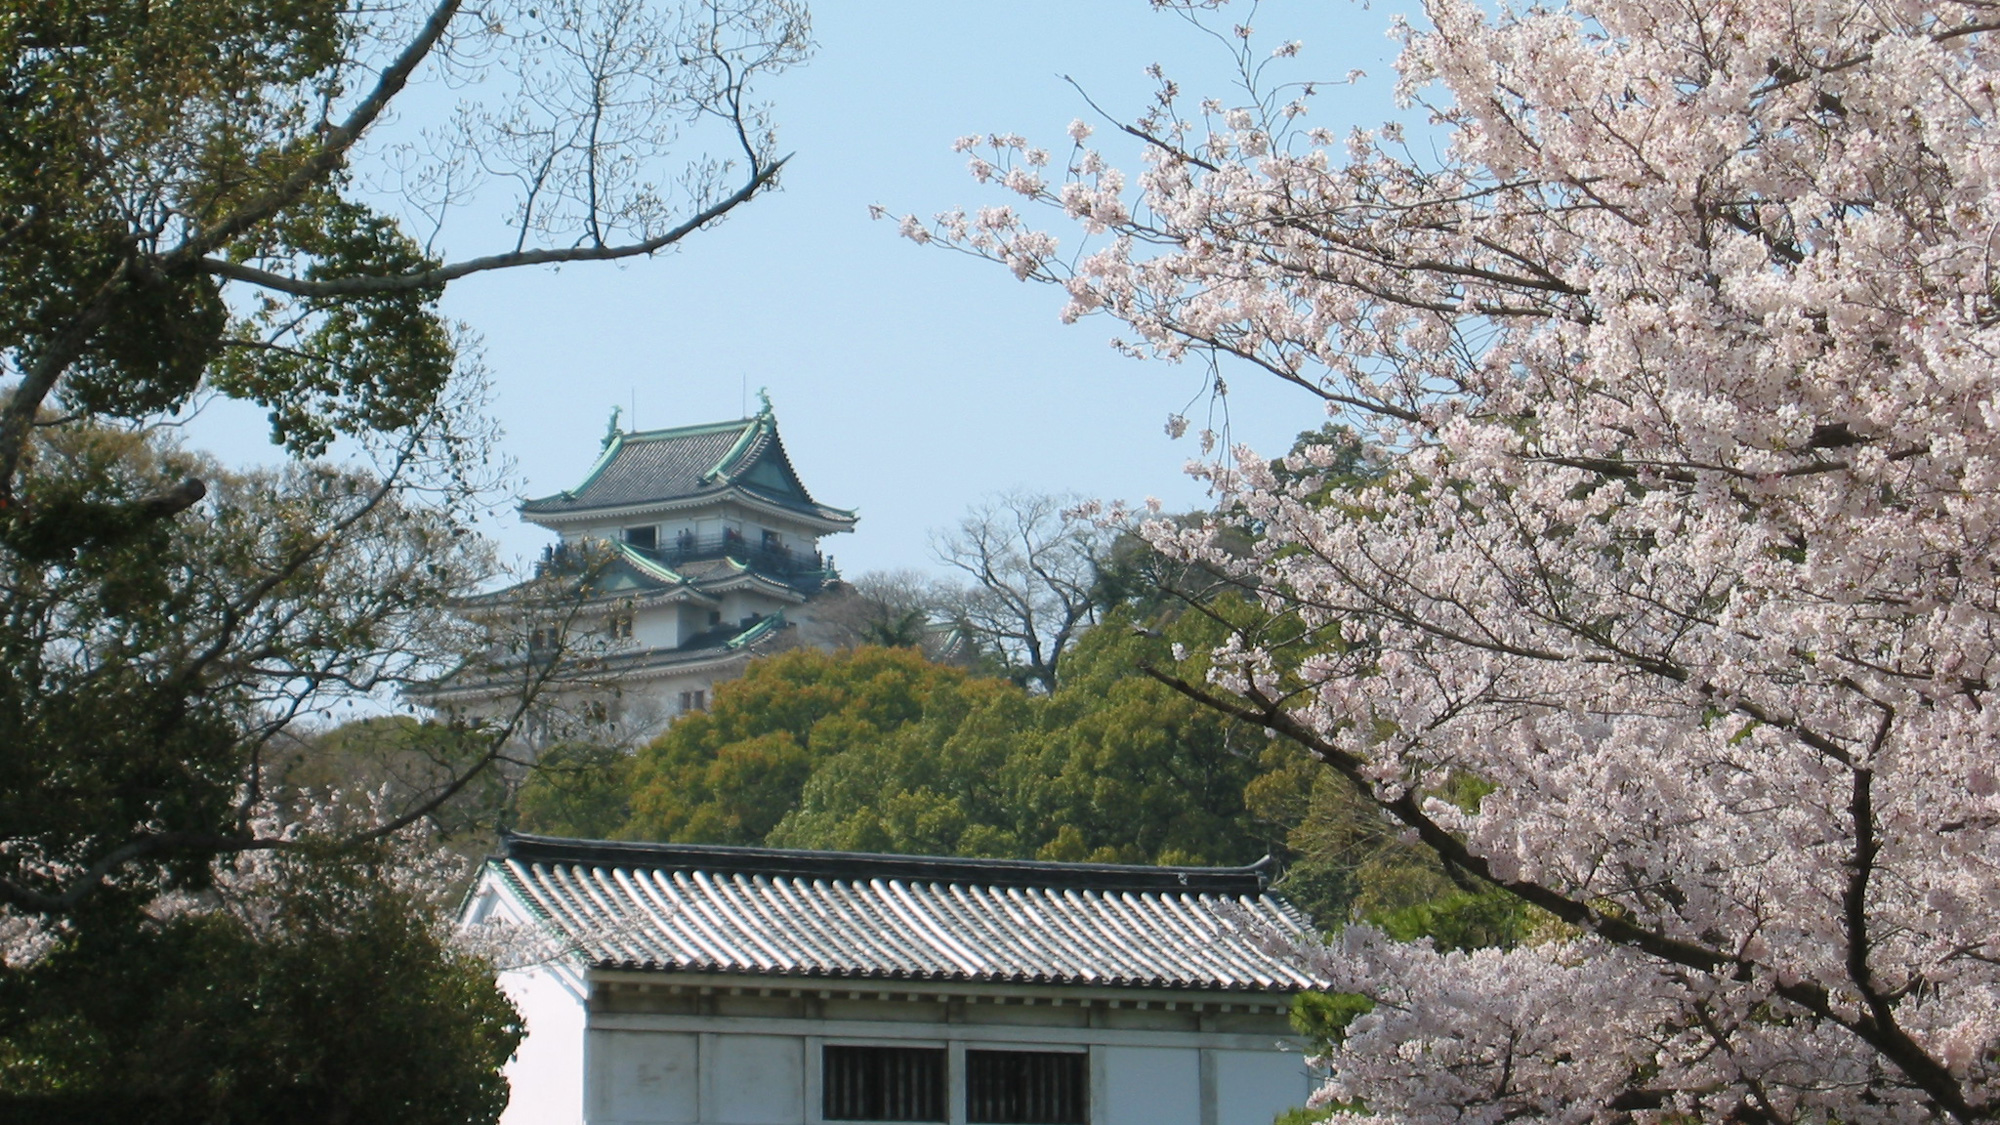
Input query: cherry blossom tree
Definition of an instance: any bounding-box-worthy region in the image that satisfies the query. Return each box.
[910,0,2000,1120]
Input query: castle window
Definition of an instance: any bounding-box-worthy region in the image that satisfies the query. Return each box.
[607,613,634,639]
[623,525,656,550]
[678,689,706,714]
[822,1045,945,1122]
[966,1050,1087,1124]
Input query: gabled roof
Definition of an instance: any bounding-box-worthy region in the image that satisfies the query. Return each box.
[521,403,856,529]
[484,834,1323,992]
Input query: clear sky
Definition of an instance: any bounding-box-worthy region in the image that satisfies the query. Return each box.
[198,0,1414,580]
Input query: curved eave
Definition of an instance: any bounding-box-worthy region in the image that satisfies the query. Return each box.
[603,647,755,683]
[616,541,687,585]
[521,433,628,512]
[638,586,721,609]
[693,566,809,603]
[412,646,754,703]
[726,611,786,649]
[522,487,858,535]
[702,415,773,484]
[452,582,717,616]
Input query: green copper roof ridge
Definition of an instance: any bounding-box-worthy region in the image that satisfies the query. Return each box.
[539,429,627,504]
[616,541,686,585]
[622,417,757,442]
[701,411,773,484]
[725,609,785,650]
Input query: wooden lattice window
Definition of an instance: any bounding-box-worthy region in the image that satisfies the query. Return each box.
[965,1050,1087,1124]
[822,1045,945,1122]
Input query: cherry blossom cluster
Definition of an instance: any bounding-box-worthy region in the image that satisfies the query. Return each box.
[0,792,480,971]
[918,0,2000,1119]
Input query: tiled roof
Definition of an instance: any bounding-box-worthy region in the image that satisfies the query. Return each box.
[521,409,854,525]
[487,834,1324,992]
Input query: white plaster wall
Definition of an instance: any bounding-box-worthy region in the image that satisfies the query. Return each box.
[572,1023,1307,1125]
[1096,1046,1202,1125]
[653,671,713,713]
[497,963,590,1125]
[581,1030,809,1125]
[707,1034,805,1125]
[590,1030,699,1124]
[679,603,719,637]
[559,520,621,546]
[632,604,682,649]
[1212,1049,1313,1125]
[719,592,786,627]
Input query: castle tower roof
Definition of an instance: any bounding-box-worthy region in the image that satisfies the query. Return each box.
[520,398,857,533]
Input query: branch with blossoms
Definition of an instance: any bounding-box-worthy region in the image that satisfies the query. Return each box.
[1142,650,1972,1119]
[913,0,2000,1119]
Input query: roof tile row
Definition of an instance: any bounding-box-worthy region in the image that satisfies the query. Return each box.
[491,835,1323,992]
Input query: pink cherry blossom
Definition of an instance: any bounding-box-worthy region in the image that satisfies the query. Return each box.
[921,0,2000,1119]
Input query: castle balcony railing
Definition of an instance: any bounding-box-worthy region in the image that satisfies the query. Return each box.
[539,532,836,593]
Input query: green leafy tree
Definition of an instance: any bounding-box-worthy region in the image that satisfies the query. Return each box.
[2,0,809,1115]
[1016,604,1280,865]
[0,820,521,1124]
[624,617,1293,870]
[1,0,811,906]
[512,742,637,840]
[766,673,1036,856]
[624,647,970,844]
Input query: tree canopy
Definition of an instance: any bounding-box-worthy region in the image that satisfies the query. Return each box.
[916,0,2000,1119]
[532,609,1304,870]
[1,815,521,1124]
[1,0,810,1115]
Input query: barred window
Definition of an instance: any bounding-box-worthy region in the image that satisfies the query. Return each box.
[822,1045,946,1122]
[966,1050,1087,1125]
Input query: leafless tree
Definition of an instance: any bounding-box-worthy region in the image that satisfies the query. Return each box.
[930,492,1110,693]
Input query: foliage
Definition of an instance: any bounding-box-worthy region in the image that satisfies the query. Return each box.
[922,0,2000,1118]
[1290,991,1375,1060]
[1,0,809,1115]
[0,815,521,1124]
[620,617,1296,868]
[800,569,972,665]
[624,646,967,844]
[1004,602,1284,865]
[277,716,520,842]
[0,428,496,916]
[511,741,637,840]
[1,0,812,905]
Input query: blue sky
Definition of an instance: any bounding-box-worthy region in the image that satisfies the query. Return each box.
[202,0,1414,578]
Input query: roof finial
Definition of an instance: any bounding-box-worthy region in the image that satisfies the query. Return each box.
[756,387,773,418]
[601,405,623,450]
